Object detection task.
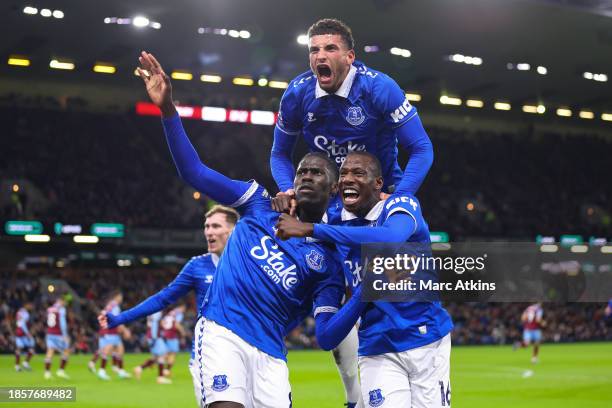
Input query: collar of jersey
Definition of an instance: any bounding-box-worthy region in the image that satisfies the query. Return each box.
[210,252,219,267]
[315,65,357,99]
[341,200,384,222]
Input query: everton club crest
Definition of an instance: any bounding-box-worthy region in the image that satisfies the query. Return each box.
[368,389,385,407]
[212,375,229,392]
[346,106,366,126]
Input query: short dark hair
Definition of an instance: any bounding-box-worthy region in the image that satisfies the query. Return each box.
[346,151,382,178]
[205,205,239,226]
[300,152,339,183]
[307,18,355,50]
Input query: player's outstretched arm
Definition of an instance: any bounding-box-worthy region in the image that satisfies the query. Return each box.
[275,213,415,244]
[394,115,434,195]
[314,285,367,351]
[103,264,196,329]
[270,127,299,193]
[137,51,251,205]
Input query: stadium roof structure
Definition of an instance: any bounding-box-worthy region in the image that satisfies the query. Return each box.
[1,0,611,113]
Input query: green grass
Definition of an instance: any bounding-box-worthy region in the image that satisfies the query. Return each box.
[2,343,612,407]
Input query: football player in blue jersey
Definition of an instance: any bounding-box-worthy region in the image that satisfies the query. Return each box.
[276,151,453,408]
[271,18,433,200]
[272,21,433,406]
[98,205,238,394]
[126,51,365,408]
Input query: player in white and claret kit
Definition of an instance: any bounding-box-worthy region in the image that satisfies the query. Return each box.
[14,303,35,371]
[95,292,131,380]
[44,298,71,379]
[519,303,545,363]
[161,305,186,379]
[133,311,171,384]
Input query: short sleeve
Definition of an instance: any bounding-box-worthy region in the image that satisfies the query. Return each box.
[372,74,418,129]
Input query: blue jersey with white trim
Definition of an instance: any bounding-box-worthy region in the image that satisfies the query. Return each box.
[277,61,416,190]
[203,182,345,361]
[334,194,453,356]
[179,254,217,315]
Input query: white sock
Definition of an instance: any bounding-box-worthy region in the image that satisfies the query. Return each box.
[332,326,363,406]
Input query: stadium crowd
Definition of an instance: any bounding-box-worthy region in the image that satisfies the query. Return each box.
[1,106,610,239]
[1,268,611,355]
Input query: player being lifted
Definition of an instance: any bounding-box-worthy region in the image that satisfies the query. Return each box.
[275,152,454,408]
[133,51,365,408]
[44,297,71,379]
[99,206,238,396]
[271,18,434,407]
[517,303,545,363]
[95,292,131,380]
[14,303,35,372]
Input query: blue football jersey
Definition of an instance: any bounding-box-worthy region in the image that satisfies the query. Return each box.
[180,253,217,315]
[202,182,345,361]
[277,61,417,191]
[335,194,453,356]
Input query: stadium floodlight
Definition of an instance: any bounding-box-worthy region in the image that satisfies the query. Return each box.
[297,34,308,45]
[24,234,51,243]
[405,93,421,102]
[593,73,608,82]
[8,56,30,67]
[233,77,254,86]
[570,245,589,253]
[268,80,289,89]
[171,71,193,80]
[52,10,64,19]
[523,104,545,114]
[40,8,52,17]
[93,64,116,74]
[450,54,465,63]
[537,66,547,75]
[540,244,559,253]
[390,47,411,58]
[73,235,100,244]
[494,102,511,111]
[12,184,19,192]
[23,6,38,15]
[200,74,222,83]
[258,78,268,87]
[579,110,594,119]
[602,113,612,121]
[150,22,162,29]
[556,108,572,117]
[193,191,201,200]
[516,63,530,71]
[228,29,240,38]
[239,30,251,39]
[364,45,379,53]
[49,59,75,70]
[583,72,593,80]
[466,99,484,108]
[132,16,150,28]
[439,95,462,106]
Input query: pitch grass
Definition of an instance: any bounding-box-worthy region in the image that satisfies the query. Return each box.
[1,342,612,407]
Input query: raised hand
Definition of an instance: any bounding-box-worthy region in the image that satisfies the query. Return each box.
[137,51,176,117]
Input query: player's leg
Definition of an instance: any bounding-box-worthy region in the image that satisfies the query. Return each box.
[251,348,292,408]
[359,352,411,407]
[198,319,249,408]
[114,342,130,378]
[407,334,451,408]
[24,340,35,370]
[88,337,102,373]
[44,336,55,379]
[97,342,112,380]
[332,326,363,408]
[531,330,541,363]
[14,342,22,372]
[56,345,70,379]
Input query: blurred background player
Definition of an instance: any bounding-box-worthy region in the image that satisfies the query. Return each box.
[161,305,186,378]
[517,303,545,363]
[14,302,35,372]
[44,297,70,379]
[99,205,238,398]
[133,311,171,384]
[271,19,434,407]
[95,292,132,380]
